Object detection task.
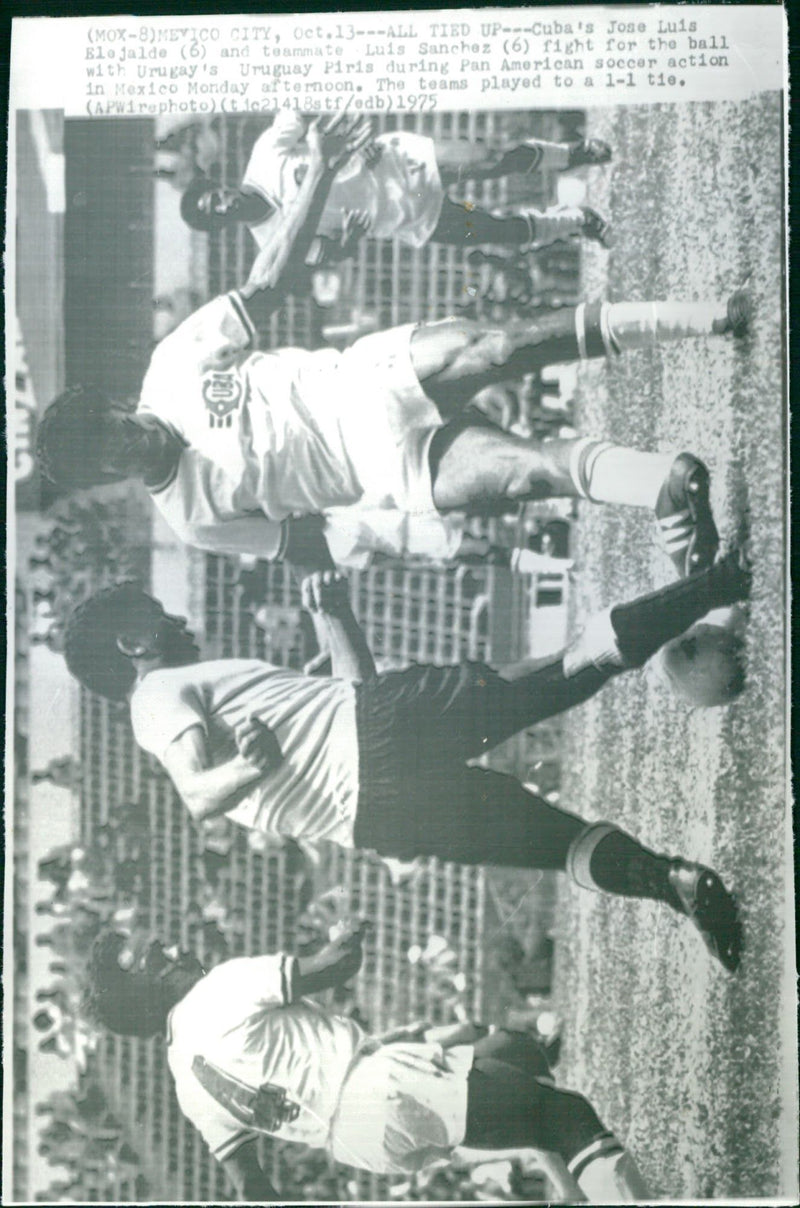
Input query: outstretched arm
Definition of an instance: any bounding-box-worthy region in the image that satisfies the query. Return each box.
[237,114,372,324]
[221,1139,281,1202]
[301,570,376,683]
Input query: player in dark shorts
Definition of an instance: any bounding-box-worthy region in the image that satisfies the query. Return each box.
[62,547,750,974]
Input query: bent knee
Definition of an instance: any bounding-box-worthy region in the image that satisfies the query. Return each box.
[503,449,558,501]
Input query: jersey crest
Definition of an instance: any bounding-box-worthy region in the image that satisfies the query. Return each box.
[203,372,242,428]
[192,1055,301,1133]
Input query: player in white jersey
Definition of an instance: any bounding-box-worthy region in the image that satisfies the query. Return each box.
[37,281,752,577]
[63,554,749,974]
[84,926,653,1201]
[179,111,613,254]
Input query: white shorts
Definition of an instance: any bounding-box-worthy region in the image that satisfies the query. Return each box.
[328,1042,473,1175]
[324,507,465,570]
[324,324,443,515]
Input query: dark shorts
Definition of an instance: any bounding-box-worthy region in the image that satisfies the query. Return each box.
[463,1030,605,1159]
[352,662,583,867]
[355,660,507,769]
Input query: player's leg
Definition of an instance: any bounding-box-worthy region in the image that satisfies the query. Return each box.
[427,419,721,578]
[581,294,752,352]
[419,769,743,971]
[384,547,751,767]
[410,295,752,405]
[462,1050,650,1204]
[433,136,612,185]
[492,545,752,732]
[430,197,608,250]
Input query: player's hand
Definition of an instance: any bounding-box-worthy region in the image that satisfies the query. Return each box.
[339,209,371,254]
[376,1020,429,1046]
[301,569,350,617]
[308,113,374,174]
[362,138,384,169]
[319,919,370,981]
[234,716,283,774]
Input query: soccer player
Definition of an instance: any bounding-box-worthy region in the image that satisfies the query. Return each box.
[84,926,652,1202]
[63,551,750,974]
[36,279,752,580]
[179,112,613,254]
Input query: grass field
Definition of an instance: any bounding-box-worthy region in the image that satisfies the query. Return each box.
[549,93,793,1200]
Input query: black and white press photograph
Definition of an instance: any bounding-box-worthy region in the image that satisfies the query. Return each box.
[5,7,793,1204]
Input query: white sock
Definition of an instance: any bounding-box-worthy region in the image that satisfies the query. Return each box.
[570,1140,652,1203]
[527,205,584,247]
[569,439,675,509]
[523,138,572,171]
[603,300,729,352]
[562,609,623,677]
[510,548,573,575]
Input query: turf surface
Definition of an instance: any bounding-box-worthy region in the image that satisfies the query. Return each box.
[552,94,793,1200]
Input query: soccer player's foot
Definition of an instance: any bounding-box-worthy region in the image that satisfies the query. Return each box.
[654,453,719,577]
[712,290,753,338]
[568,137,613,168]
[709,543,753,607]
[581,206,613,248]
[667,859,743,972]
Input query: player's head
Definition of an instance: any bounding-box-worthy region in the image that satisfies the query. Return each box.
[64,583,200,701]
[37,385,162,490]
[84,931,204,1037]
[657,622,746,707]
[180,176,271,232]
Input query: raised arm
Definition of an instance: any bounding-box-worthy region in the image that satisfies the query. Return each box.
[237,114,373,324]
[301,570,376,683]
[161,719,283,822]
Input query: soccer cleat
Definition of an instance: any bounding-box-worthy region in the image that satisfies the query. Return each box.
[654,453,719,577]
[581,206,613,248]
[568,137,613,168]
[667,859,743,972]
[722,289,753,338]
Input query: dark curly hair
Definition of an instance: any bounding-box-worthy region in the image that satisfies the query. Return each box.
[83,932,166,1037]
[180,174,220,232]
[63,582,151,702]
[36,384,119,489]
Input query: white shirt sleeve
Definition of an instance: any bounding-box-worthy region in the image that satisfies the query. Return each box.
[168,512,285,561]
[218,953,300,1007]
[130,673,208,763]
[143,293,257,383]
[262,111,308,151]
[242,115,308,208]
[177,1080,255,1164]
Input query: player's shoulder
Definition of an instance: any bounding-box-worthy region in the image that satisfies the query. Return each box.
[129,664,182,718]
[150,294,243,360]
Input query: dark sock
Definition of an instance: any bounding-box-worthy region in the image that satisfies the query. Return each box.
[588,830,680,909]
[610,555,748,668]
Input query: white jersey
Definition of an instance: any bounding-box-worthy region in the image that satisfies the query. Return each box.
[168,954,473,1175]
[139,293,369,558]
[243,114,445,250]
[130,658,360,845]
[167,954,365,1159]
[139,297,443,559]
